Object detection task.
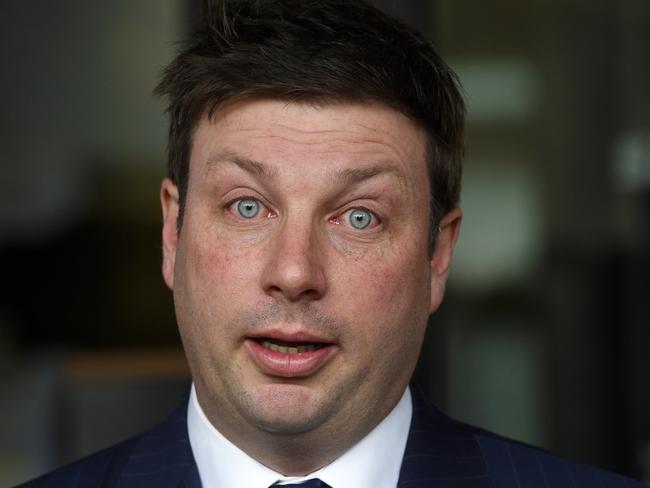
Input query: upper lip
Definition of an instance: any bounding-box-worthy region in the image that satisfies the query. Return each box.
[247,329,335,344]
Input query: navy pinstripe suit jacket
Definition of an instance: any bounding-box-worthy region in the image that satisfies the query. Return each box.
[18,387,648,487]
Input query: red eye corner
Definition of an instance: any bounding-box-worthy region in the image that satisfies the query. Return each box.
[329,216,342,225]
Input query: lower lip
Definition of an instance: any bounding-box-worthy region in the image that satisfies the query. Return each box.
[245,339,337,378]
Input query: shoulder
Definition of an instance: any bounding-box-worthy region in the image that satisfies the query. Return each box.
[15,394,197,488]
[472,429,648,487]
[402,386,648,487]
[15,436,140,487]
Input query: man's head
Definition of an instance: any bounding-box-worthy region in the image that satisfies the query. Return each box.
[155,0,465,249]
[156,0,464,475]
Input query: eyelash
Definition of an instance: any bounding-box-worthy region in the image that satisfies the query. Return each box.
[226,196,274,220]
[226,197,381,231]
[331,206,380,231]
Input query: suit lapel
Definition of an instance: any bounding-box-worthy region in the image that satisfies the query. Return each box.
[397,386,492,488]
[115,393,202,488]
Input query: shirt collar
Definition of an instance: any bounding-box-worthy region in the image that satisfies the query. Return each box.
[188,384,412,488]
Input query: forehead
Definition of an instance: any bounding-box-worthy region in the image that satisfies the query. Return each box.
[189,99,430,188]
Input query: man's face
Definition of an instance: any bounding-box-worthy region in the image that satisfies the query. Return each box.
[161,99,460,453]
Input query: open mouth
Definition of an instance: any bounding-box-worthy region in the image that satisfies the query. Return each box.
[255,338,329,354]
[246,335,337,377]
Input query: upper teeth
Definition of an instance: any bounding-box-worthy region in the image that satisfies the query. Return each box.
[261,341,317,354]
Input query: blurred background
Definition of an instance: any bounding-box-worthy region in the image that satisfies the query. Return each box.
[1,0,648,485]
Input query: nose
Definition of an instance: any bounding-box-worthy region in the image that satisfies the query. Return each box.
[260,218,328,303]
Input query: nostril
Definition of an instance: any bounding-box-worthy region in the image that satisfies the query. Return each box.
[302,289,321,300]
[265,284,322,302]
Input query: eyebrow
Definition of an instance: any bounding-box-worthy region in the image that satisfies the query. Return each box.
[205,149,407,188]
[333,163,407,188]
[205,149,278,178]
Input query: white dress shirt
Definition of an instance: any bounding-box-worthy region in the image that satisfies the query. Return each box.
[187,384,412,488]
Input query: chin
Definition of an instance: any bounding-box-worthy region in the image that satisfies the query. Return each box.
[243,383,331,435]
[245,404,328,436]
[252,415,322,436]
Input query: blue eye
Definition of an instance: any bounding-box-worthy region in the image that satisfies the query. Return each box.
[349,209,372,229]
[237,199,260,218]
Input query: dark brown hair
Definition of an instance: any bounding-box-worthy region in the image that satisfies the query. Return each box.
[155,0,465,248]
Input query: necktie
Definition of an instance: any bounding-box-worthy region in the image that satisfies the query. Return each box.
[271,479,331,487]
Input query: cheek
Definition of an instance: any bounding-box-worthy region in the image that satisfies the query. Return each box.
[175,230,255,328]
[362,243,428,296]
[337,251,430,387]
[337,247,431,331]
[186,226,256,284]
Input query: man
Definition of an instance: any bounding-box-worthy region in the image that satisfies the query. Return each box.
[19,0,647,487]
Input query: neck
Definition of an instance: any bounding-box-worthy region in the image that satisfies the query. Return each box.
[226,432,346,476]
[195,386,404,476]
[206,405,378,476]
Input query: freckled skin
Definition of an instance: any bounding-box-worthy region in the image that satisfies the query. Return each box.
[160,100,461,475]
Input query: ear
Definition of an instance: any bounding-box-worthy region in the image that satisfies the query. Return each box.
[161,178,180,290]
[429,207,462,313]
